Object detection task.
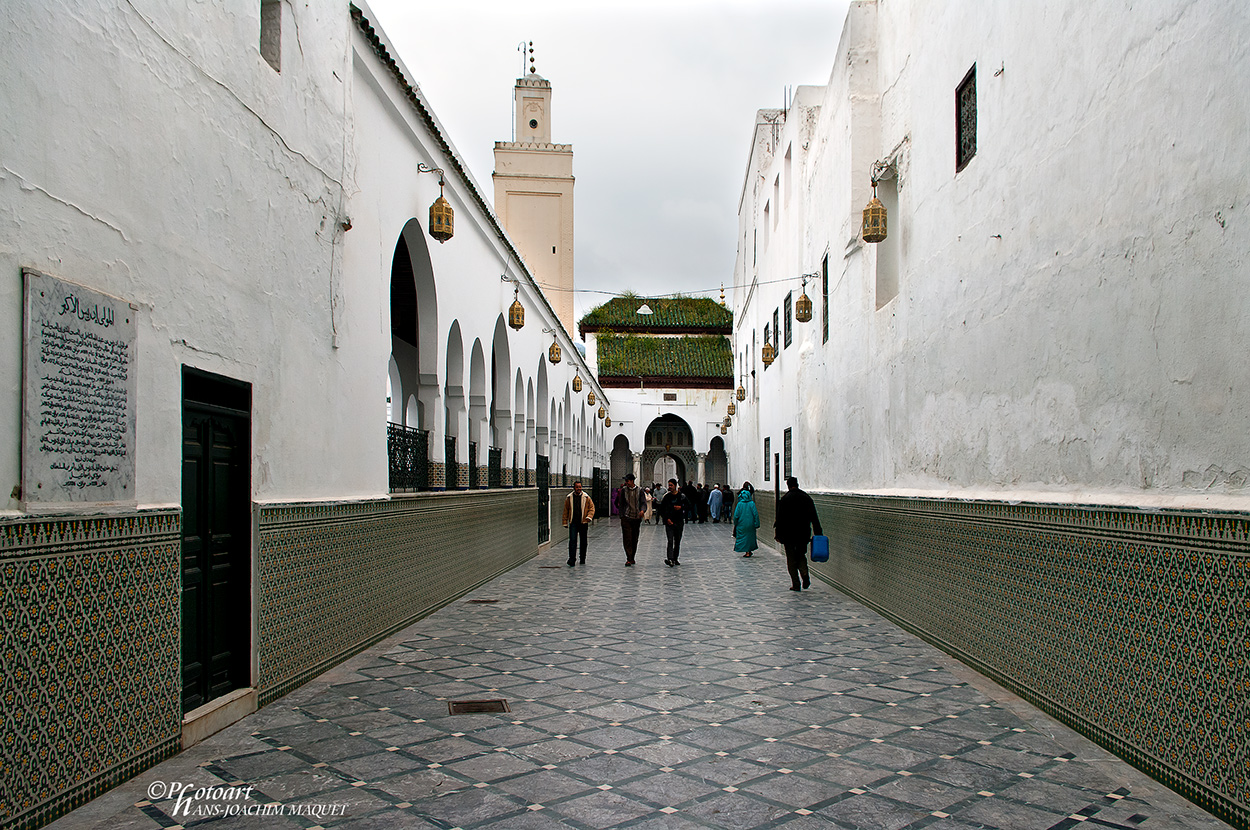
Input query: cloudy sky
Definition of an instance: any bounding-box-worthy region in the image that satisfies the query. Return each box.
[365,0,850,322]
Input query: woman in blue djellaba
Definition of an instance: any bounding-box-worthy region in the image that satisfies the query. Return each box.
[732,482,761,557]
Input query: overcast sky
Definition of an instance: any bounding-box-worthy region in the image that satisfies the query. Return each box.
[365,0,850,322]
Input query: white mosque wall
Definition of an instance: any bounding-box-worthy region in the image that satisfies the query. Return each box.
[730,0,1250,510]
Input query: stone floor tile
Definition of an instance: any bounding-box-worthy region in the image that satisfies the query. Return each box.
[51,521,1232,830]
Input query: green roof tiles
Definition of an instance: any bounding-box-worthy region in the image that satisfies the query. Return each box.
[596,334,732,380]
[579,296,732,333]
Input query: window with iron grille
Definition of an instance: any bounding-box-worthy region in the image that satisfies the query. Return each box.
[773,308,780,351]
[821,255,829,344]
[764,437,771,481]
[763,323,771,368]
[956,65,976,172]
[783,294,793,348]
[783,428,792,479]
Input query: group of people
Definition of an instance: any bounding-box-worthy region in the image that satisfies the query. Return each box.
[561,473,824,591]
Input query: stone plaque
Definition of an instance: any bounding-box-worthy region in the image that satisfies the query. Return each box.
[22,269,137,504]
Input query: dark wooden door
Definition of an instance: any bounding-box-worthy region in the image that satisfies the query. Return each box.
[181,398,250,713]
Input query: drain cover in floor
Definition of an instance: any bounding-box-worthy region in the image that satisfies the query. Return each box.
[448,699,510,714]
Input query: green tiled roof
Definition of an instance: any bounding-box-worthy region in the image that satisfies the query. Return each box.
[596,334,732,379]
[579,296,732,333]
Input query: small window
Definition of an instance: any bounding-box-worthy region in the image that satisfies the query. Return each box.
[956,65,976,172]
[783,428,793,479]
[663,393,677,402]
[773,309,780,351]
[821,254,829,344]
[764,438,771,481]
[260,0,281,72]
[783,294,793,348]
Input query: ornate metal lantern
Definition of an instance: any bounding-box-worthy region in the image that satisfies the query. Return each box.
[723,414,732,428]
[508,286,525,330]
[587,391,596,406]
[862,162,890,243]
[720,424,727,435]
[727,401,736,416]
[762,340,776,367]
[548,339,562,364]
[604,416,611,427]
[795,275,813,323]
[737,383,746,402]
[572,374,582,392]
[598,405,606,420]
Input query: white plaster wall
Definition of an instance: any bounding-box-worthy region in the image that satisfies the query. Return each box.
[730,0,1250,509]
[601,386,736,476]
[0,0,607,514]
[0,0,352,511]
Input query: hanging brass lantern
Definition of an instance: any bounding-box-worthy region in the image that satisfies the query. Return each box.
[587,391,596,406]
[508,286,525,330]
[604,416,611,427]
[795,276,813,323]
[572,374,582,392]
[429,181,454,243]
[727,401,736,416]
[548,339,562,364]
[762,341,776,366]
[862,180,887,243]
[720,424,727,435]
[723,414,732,428]
[737,384,746,402]
[598,405,606,419]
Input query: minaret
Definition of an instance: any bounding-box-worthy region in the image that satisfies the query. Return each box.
[493,44,576,334]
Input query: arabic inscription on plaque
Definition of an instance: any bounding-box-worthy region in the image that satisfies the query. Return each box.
[23,270,137,504]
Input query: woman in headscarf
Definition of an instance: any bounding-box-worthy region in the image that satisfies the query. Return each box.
[732,482,761,557]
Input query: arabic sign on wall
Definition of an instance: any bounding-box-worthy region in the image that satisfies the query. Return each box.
[22,269,137,505]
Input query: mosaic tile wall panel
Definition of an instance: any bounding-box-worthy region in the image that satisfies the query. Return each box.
[805,493,1247,829]
[0,511,182,830]
[256,490,538,707]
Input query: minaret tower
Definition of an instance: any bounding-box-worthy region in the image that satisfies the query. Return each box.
[493,44,576,334]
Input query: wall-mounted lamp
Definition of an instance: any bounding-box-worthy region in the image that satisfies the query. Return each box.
[587,391,596,406]
[762,340,776,367]
[720,424,727,435]
[737,374,746,402]
[727,401,736,417]
[598,405,606,420]
[722,414,732,428]
[543,327,562,364]
[419,163,454,242]
[572,373,583,393]
[604,416,611,427]
[796,273,815,323]
[505,278,525,330]
[862,159,893,244]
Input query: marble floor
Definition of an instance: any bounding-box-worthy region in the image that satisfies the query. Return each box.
[52,519,1231,830]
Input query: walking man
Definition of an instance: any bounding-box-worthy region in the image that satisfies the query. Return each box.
[708,483,723,523]
[562,480,596,566]
[614,473,645,566]
[658,478,695,566]
[774,476,823,590]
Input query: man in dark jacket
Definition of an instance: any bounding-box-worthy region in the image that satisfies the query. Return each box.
[613,473,644,566]
[774,476,823,591]
[658,478,695,566]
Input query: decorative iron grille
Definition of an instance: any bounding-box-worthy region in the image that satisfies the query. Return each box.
[488,447,502,488]
[536,454,550,543]
[592,466,609,517]
[956,65,977,172]
[468,441,479,489]
[764,437,771,481]
[445,436,458,490]
[387,423,428,491]
[784,293,793,347]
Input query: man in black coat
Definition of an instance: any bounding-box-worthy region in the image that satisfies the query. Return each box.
[773,476,823,591]
[658,479,696,566]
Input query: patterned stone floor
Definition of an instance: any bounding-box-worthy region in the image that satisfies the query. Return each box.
[54,519,1231,830]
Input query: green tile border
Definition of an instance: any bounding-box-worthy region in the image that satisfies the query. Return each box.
[800,492,1247,829]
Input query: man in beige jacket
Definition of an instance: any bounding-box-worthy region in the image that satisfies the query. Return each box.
[562,480,596,566]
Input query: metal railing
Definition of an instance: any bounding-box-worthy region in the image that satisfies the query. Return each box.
[387,423,429,491]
